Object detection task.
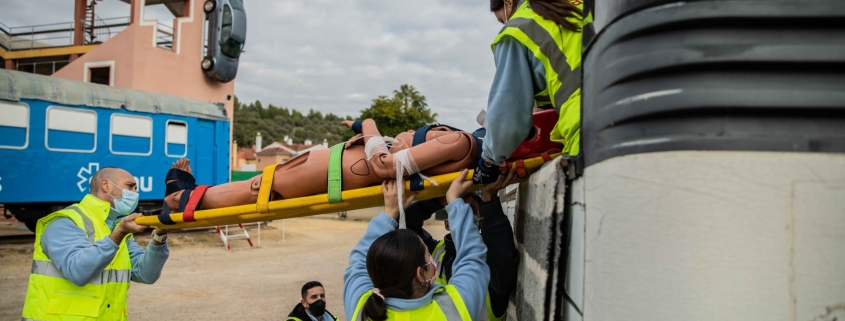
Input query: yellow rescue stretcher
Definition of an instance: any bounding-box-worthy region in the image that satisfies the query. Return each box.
[135,152,563,229]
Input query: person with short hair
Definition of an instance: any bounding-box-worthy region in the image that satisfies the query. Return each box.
[22,165,171,321]
[286,281,338,321]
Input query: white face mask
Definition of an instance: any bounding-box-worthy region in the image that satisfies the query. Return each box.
[106,180,139,215]
[423,255,438,287]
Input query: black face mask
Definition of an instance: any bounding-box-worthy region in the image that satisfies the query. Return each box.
[308,299,326,316]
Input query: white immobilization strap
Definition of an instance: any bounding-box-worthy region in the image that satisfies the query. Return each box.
[391,149,440,229]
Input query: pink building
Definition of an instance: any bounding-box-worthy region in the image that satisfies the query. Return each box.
[1,0,237,168]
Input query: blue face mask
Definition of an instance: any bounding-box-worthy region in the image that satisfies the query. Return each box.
[107,180,139,215]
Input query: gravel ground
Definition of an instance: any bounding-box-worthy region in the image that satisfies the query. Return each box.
[0,215,448,321]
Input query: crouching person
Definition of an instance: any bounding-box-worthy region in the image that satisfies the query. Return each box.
[286,281,338,321]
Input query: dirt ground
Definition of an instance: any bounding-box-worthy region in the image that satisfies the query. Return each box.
[0,214,448,321]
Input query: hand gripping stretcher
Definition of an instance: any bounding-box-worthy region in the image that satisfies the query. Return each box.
[135,110,567,229]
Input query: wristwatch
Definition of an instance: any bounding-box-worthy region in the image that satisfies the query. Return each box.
[151,230,168,243]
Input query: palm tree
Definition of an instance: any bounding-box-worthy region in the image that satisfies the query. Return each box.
[393,84,428,111]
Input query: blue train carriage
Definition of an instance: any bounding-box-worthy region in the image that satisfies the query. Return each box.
[0,69,230,231]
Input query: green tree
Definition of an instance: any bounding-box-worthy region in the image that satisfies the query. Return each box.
[394,84,428,111]
[358,84,437,137]
[231,96,352,149]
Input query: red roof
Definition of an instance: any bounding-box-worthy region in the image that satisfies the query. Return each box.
[236,147,256,160]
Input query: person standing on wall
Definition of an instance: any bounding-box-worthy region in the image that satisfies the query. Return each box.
[474,0,584,184]
[22,166,170,321]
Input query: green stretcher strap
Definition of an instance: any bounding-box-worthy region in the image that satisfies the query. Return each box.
[327,144,344,204]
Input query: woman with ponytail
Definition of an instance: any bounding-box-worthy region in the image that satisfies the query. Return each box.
[343,170,489,320]
[473,0,584,185]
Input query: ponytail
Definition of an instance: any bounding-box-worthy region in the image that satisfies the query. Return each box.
[359,286,415,320]
[360,294,387,321]
[528,0,583,32]
[360,229,428,320]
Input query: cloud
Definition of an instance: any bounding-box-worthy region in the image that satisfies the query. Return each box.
[1,0,502,131]
[234,0,500,131]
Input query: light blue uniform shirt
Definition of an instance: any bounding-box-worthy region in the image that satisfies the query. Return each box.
[343,199,490,320]
[482,6,549,165]
[41,208,170,287]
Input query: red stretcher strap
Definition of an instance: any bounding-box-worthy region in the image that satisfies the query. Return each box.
[182,185,210,222]
[514,160,527,178]
[499,148,561,175]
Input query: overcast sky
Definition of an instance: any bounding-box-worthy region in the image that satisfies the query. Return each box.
[1,0,500,132]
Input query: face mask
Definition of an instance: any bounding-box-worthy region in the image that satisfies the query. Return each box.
[307,299,326,316]
[107,180,139,215]
[424,255,438,286]
[503,1,512,23]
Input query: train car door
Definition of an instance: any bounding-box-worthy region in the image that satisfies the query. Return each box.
[194,120,216,184]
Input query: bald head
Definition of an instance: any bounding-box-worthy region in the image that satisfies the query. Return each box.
[90,167,136,203]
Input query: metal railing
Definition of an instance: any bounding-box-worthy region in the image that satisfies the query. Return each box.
[0,20,11,50]
[0,16,129,51]
[86,16,130,44]
[7,21,74,50]
[156,23,173,50]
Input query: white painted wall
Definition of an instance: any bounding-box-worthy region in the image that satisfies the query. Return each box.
[579,151,845,321]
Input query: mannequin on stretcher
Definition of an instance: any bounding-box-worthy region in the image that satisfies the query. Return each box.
[161,110,562,216]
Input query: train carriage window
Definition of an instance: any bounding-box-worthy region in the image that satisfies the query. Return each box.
[45,106,97,153]
[110,114,153,156]
[0,101,29,149]
[166,121,188,158]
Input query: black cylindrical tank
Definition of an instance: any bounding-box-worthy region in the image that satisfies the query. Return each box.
[582,0,845,166]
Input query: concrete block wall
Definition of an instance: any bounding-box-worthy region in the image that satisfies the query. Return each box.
[505,157,573,320]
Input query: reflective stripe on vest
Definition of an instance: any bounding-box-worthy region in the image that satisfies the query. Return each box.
[492,0,583,155]
[430,241,503,321]
[432,240,449,285]
[22,197,133,321]
[67,206,95,242]
[353,287,469,320]
[31,260,131,284]
[502,17,581,112]
[433,290,463,320]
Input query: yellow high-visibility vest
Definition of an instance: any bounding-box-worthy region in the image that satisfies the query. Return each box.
[431,240,504,321]
[492,0,584,155]
[352,285,471,320]
[22,194,133,321]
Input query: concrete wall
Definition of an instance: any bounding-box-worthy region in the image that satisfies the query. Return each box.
[505,157,571,320]
[508,152,845,320]
[577,152,845,321]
